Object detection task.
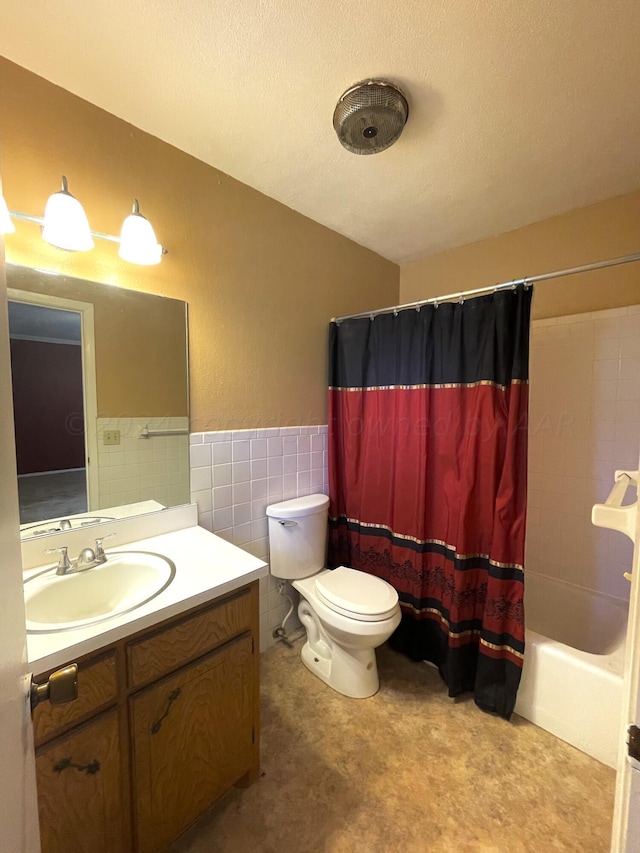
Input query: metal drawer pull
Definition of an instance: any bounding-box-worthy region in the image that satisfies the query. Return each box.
[53,757,100,776]
[151,688,181,734]
[278,520,297,527]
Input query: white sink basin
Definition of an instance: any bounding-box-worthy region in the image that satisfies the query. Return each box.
[24,551,176,633]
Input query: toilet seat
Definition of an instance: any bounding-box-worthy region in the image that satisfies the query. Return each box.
[314,566,399,622]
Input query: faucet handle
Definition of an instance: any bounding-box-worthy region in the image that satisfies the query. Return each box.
[43,546,71,574]
[95,533,116,559]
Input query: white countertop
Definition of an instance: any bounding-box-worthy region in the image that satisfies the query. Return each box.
[26,524,268,675]
[19,500,166,539]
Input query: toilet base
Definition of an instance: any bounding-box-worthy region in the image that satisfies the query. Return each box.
[300,638,380,699]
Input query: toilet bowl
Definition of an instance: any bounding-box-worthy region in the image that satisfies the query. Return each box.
[266,494,401,698]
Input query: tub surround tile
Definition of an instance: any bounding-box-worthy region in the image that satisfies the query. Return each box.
[527,305,640,601]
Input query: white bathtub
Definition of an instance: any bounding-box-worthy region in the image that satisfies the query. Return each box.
[514,571,628,768]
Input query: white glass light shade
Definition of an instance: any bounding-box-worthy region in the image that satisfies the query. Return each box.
[0,192,15,234]
[118,200,162,265]
[42,177,94,251]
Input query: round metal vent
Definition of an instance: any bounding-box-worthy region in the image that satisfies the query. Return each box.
[333,79,409,155]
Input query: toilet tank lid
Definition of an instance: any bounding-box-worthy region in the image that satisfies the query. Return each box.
[266,494,330,519]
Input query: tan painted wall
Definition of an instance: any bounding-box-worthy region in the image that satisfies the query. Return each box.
[0,58,399,430]
[401,191,640,319]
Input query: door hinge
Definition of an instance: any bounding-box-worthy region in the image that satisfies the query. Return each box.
[251,636,254,654]
[251,726,255,745]
[628,725,640,761]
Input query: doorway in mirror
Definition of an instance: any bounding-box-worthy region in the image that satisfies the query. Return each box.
[9,298,92,524]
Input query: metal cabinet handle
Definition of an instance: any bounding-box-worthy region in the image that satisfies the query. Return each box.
[53,757,100,776]
[278,520,297,527]
[151,688,181,734]
[30,664,78,715]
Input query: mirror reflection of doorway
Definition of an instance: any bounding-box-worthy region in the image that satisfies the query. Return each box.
[8,301,88,523]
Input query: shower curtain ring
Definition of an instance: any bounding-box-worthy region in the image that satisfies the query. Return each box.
[459,294,465,304]
[433,300,438,309]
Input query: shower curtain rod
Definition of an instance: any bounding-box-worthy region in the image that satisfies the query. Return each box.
[331,251,640,323]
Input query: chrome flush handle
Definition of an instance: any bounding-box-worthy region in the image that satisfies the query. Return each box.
[278,520,298,527]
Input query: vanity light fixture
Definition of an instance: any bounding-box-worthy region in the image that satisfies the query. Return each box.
[42,176,94,252]
[118,199,162,266]
[1,176,167,264]
[0,191,15,234]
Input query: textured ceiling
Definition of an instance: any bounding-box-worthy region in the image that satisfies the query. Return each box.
[1,1,639,263]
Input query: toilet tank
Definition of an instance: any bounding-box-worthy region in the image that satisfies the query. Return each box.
[266,494,330,579]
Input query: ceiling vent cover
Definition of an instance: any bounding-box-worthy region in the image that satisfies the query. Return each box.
[333,79,409,155]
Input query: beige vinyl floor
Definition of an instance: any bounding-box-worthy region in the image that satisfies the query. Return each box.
[170,642,615,853]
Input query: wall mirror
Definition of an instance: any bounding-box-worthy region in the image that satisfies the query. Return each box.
[7,264,190,540]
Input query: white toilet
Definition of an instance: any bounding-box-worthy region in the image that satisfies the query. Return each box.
[266,494,401,698]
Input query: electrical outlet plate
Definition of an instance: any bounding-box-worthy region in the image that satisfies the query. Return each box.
[103,430,121,446]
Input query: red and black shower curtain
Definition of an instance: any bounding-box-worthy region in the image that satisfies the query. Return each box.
[328,286,531,719]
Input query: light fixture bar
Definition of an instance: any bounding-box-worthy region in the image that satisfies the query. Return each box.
[8,209,167,253]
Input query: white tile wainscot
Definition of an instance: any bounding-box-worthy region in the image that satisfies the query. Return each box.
[96,416,190,510]
[190,426,329,651]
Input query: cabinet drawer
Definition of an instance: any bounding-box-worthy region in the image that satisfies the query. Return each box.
[34,653,118,747]
[127,588,252,687]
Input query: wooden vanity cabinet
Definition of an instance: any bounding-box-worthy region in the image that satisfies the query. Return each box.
[33,581,260,853]
[131,634,254,852]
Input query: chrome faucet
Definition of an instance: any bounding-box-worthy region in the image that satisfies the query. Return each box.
[44,534,116,576]
[45,546,73,576]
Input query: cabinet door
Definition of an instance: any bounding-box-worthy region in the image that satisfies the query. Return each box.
[131,633,254,852]
[36,710,125,853]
